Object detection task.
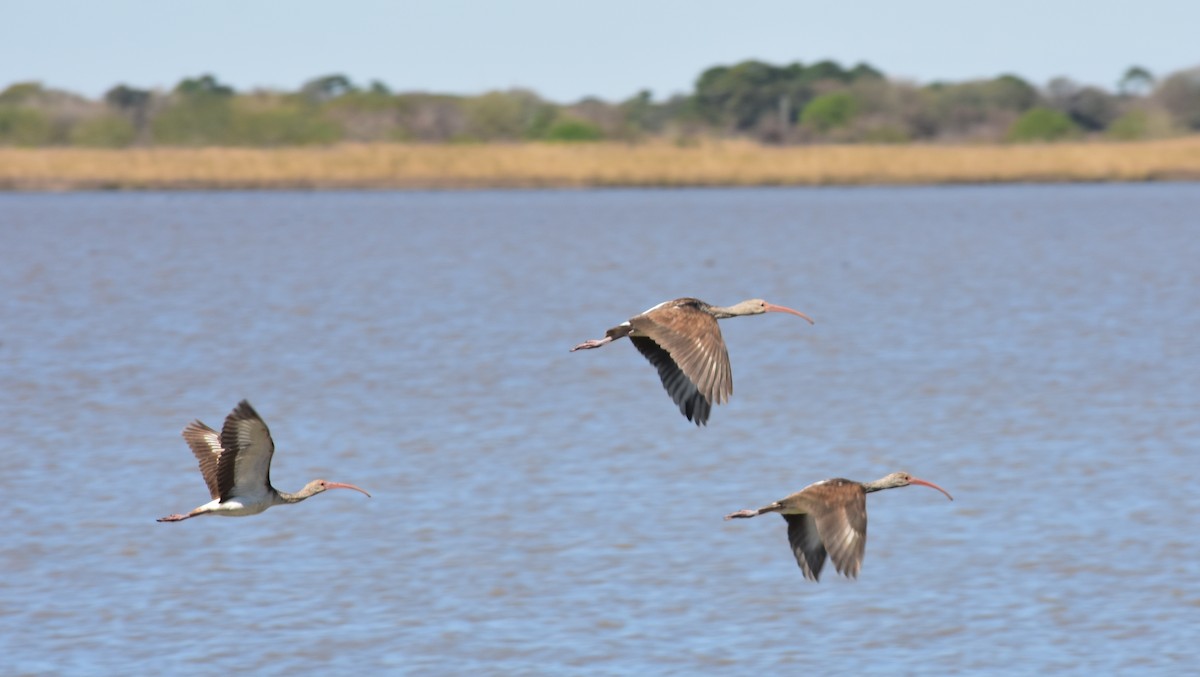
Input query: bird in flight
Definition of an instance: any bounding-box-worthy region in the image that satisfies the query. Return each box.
[158,400,370,522]
[571,297,813,425]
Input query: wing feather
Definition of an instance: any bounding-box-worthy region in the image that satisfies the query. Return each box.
[181,420,223,499]
[216,400,276,500]
[803,480,868,579]
[628,302,732,424]
[784,513,827,581]
[630,335,711,425]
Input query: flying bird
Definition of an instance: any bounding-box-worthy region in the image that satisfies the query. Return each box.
[724,472,953,580]
[570,297,813,425]
[158,400,370,522]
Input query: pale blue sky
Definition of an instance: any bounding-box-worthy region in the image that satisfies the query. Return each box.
[4,0,1197,102]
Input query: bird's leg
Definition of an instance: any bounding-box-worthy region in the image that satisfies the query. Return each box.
[724,502,783,520]
[157,507,207,523]
[570,336,613,352]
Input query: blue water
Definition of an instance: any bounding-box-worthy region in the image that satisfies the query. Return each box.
[2,185,1198,674]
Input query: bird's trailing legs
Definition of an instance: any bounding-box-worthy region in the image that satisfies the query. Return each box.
[724,504,780,520]
[157,512,195,522]
[570,336,614,352]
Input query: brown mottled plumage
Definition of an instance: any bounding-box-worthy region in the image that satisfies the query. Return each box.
[571,298,813,425]
[725,472,953,580]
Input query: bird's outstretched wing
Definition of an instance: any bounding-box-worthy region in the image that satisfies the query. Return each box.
[630,335,713,425]
[181,420,223,499]
[804,480,868,579]
[216,400,276,501]
[629,303,732,425]
[784,513,828,581]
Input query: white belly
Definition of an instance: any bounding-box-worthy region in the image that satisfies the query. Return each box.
[197,497,274,517]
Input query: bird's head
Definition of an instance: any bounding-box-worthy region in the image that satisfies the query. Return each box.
[885,472,953,500]
[306,479,372,498]
[729,299,814,324]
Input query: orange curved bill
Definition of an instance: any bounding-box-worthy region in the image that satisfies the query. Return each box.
[763,302,815,325]
[327,482,372,498]
[909,477,953,501]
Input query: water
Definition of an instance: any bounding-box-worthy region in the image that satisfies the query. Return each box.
[1,185,1197,674]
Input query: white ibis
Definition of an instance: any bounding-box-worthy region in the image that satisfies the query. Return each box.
[158,400,370,522]
[570,298,813,425]
[724,472,953,580]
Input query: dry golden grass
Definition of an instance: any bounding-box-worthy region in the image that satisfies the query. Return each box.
[3,137,1200,190]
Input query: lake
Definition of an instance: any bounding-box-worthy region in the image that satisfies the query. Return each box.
[1,184,1197,674]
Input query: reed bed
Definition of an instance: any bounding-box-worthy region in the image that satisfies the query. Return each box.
[3,137,1200,190]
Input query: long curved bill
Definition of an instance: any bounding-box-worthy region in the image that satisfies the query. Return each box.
[326,481,372,498]
[909,478,953,501]
[763,302,815,325]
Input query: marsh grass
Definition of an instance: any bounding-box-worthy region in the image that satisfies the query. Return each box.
[3,137,1200,190]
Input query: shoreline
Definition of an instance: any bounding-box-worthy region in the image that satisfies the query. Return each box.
[3,138,1199,190]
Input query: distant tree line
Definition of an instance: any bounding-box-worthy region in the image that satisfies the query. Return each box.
[1,60,1198,147]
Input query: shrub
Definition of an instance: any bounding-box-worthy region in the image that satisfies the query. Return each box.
[801,92,858,132]
[227,101,340,145]
[544,118,603,141]
[1106,110,1149,140]
[463,90,551,140]
[70,115,136,147]
[1007,107,1079,142]
[151,96,233,145]
[1105,108,1175,140]
[0,106,53,145]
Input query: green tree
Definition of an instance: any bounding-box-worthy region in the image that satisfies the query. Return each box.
[104,84,150,111]
[1007,107,1079,141]
[988,74,1039,111]
[1105,107,1172,140]
[0,81,46,105]
[1118,66,1155,97]
[175,74,234,97]
[104,84,152,137]
[619,89,655,136]
[693,60,788,130]
[152,96,233,144]
[848,62,885,81]
[1106,109,1150,140]
[804,60,850,82]
[70,114,136,147]
[301,74,357,103]
[0,106,53,145]
[921,75,1040,139]
[692,59,881,134]
[462,89,554,140]
[226,96,340,145]
[152,75,238,144]
[1066,87,1118,131]
[544,117,603,141]
[801,92,858,132]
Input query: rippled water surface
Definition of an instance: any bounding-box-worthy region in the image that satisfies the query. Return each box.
[2,185,1198,674]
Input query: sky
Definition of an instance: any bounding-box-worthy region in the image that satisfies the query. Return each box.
[4,0,1199,103]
